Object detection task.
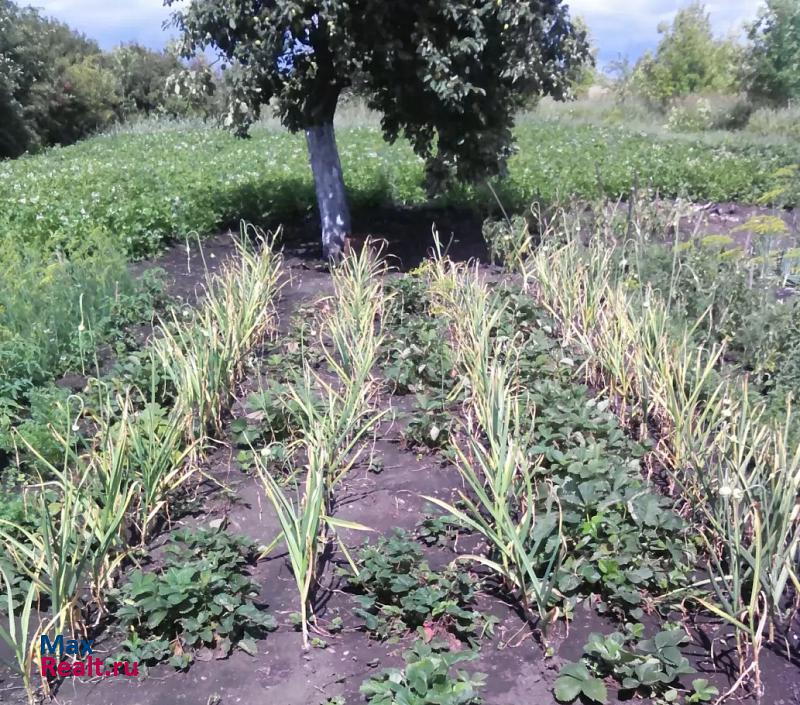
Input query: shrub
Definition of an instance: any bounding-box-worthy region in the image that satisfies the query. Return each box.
[631,2,742,104]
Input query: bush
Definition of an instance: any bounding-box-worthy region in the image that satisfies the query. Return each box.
[664,94,752,132]
[631,2,742,104]
[745,104,800,139]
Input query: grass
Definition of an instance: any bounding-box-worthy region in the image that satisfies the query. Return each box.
[0,237,164,405]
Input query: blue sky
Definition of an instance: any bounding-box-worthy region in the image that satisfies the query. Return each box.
[27,0,762,67]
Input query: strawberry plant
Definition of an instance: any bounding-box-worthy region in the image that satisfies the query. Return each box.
[555,625,696,703]
[402,393,453,450]
[347,530,488,643]
[360,640,485,705]
[112,527,276,670]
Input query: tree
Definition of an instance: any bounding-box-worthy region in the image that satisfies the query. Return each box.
[167,0,590,259]
[745,0,800,106]
[108,43,182,116]
[567,17,598,98]
[632,2,741,104]
[0,0,114,157]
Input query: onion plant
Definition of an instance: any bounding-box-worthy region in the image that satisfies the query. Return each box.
[0,224,286,702]
[424,361,563,629]
[153,224,283,446]
[424,256,563,632]
[0,560,45,703]
[254,242,390,649]
[686,390,800,698]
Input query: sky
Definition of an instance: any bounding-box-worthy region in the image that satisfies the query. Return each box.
[25,0,763,67]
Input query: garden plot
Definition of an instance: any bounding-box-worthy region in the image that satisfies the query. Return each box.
[3,229,796,705]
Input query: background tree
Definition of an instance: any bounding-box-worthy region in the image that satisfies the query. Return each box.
[744,0,800,106]
[566,17,599,98]
[0,2,223,159]
[0,0,114,156]
[167,0,590,259]
[632,1,741,104]
[108,43,182,116]
[0,3,32,157]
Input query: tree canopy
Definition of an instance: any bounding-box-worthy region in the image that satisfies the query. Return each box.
[632,1,741,104]
[745,0,800,106]
[168,0,590,255]
[0,1,223,159]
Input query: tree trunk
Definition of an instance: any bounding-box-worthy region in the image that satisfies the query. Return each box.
[305,122,351,260]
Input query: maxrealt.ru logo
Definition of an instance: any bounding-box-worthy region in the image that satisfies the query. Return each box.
[39,635,138,678]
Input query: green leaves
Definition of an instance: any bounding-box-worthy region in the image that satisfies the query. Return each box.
[360,640,485,705]
[169,0,591,195]
[554,662,607,703]
[347,530,488,643]
[558,626,695,702]
[112,528,275,670]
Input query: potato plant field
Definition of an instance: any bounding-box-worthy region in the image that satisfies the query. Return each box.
[1,117,797,262]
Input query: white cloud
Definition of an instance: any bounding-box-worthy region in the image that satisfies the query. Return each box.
[31,0,178,48]
[29,0,763,59]
[568,0,761,64]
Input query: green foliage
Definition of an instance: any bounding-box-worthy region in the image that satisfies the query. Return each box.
[631,2,741,104]
[383,316,454,395]
[0,0,102,156]
[0,117,795,265]
[347,530,487,643]
[245,382,310,442]
[0,1,225,157]
[688,679,719,702]
[745,0,800,106]
[0,385,83,475]
[112,527,276,669]
[108,44,182,117]
[169,0,590,191]
[0,239,164,410]
[403,393,453,450]
[360,640,485,705]
[476,287,695,619]
[556,625,696,702]
[554,662,607,704]
[230,383,305,471]
[416,513,459,548]
[617,231,800,414]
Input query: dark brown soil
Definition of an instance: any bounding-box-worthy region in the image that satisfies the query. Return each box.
[4,204,799,705]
